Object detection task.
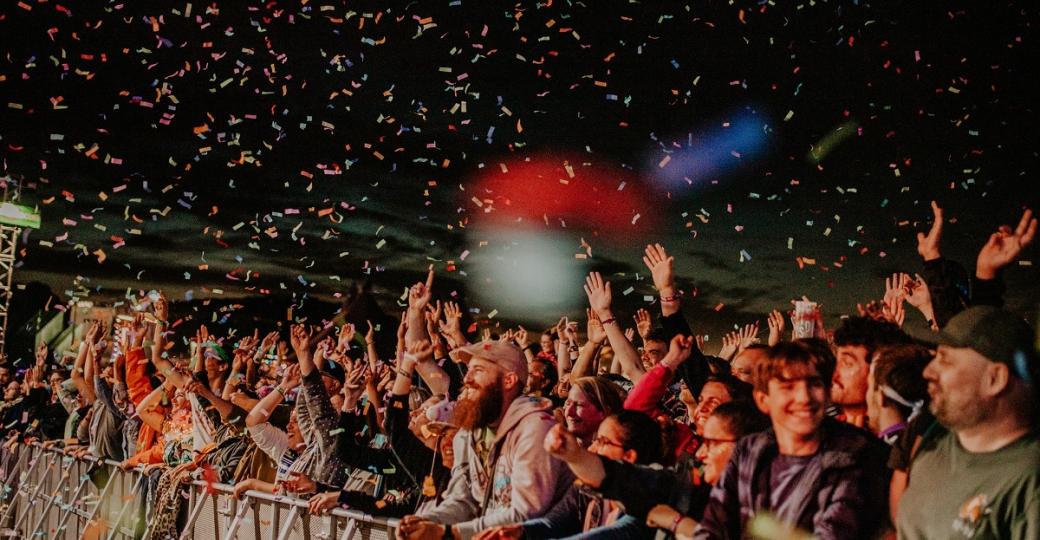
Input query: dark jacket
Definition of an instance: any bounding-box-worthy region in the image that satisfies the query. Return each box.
[331,393,451,517]
[694,419,889,540]
[522,483,652,540]
[597,456,712,524]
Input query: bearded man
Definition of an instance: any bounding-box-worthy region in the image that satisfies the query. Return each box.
[397,339,573,540]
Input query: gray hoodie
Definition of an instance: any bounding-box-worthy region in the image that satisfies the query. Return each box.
[419,395,574,539]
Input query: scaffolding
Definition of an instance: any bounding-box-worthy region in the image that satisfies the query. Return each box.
[0,225,19,356]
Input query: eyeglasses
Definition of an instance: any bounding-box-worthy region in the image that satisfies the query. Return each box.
[700,436,737,451]
[590,436,625,449]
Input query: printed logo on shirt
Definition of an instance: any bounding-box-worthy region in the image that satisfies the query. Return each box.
[952,494,991,538]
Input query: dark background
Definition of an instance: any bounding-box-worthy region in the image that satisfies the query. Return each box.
[0,0,1037,359]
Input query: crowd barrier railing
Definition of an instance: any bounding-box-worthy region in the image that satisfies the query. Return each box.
[0,442,400,540]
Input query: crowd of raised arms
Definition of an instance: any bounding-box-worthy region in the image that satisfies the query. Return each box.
[1,204,1037,540]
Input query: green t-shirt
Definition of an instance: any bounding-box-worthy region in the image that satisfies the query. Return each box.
[898,428,1039,540]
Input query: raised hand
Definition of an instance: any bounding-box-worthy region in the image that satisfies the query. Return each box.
[439,302,461,336]
[85,321,103,345]
[976,208,1037,279]
[337,323,356,352]
[281,364,302,391]
[736,322,760,351]
[342,362,369,404]
[642,243,676,295]
[882,297,906,327]
[289,324,312,356]
[883,273,907,312]
[767,309,786,347]
[661,334,695,370]
[916,201,944,261]
[365,321,376,345]
[718,332,738,361]
[586,308,606,345]
[259,331,280,355]
[35,343,48,366]
[404,339,435,368]
[583,272,613,318]
[633,308,652,340]
[154,293,169,322]
[624,327,636,342]
[514,326,529,349]
[903,273,937,329]
[407,266,435,311]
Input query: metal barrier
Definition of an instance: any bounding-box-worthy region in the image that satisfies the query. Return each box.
[0,442,400,540]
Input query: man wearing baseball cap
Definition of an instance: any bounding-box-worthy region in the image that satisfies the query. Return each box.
[398,339,573,540]
[898,306,1039,539]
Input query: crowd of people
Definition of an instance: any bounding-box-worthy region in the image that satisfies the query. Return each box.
[1,203,1037,540]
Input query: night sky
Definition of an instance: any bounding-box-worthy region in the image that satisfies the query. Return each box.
[1,0,1037,341]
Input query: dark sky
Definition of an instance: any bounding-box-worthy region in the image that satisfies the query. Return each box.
[1,0,1037,338]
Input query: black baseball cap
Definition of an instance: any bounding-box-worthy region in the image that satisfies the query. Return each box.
[916,306,1038,386]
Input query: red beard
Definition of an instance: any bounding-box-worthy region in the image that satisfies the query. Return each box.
[452,381,504,431]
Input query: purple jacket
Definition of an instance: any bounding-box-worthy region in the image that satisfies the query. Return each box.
[694,419,889,540]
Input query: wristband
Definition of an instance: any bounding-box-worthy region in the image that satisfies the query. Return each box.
[275,386,287,397]
[660,294,680,303]
[600,318,617,326]
[670,513,683,535]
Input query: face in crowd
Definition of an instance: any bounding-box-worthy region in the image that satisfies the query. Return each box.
[754,353,829,451]
[588,417,637,463]
[831,344,869,409]
[525,359,552,395]
[924,345,1003,431]
[453,357,518,431]
[730,347,768,384]
[691,381,732,435]
[539,332,555,354]
[640,339,668,371]
[696,414,737,485]
[564,385,608,441]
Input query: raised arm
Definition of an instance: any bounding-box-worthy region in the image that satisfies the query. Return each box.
[585,272,645,383]
[150,293,191,389]
[643,243,680,317]
[72,321,101,402]
[916,201,944,263]
[405,267,435,348]
[246,364,300,427]
[569,309,606,378]
[439,301,468,349]
[290,324,316,375]
[975,208,1036,281]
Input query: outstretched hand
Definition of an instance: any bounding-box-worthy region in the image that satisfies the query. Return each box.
[916,201,944,261]
[584,272,613,318]
[976,208,1036,279]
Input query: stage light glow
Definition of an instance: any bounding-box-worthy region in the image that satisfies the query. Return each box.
[464,226,583,321]
[649,108,771,187]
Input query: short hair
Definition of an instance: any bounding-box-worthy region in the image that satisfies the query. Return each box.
[797,338,837,383]
[610,410,665,465]
[703,374,753,403]
[873,344,931,416]
[710,400,770,439]
[833,316,913,361]
[571,376,626,416]
[644,328,668,344]
[753,341,835,394]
